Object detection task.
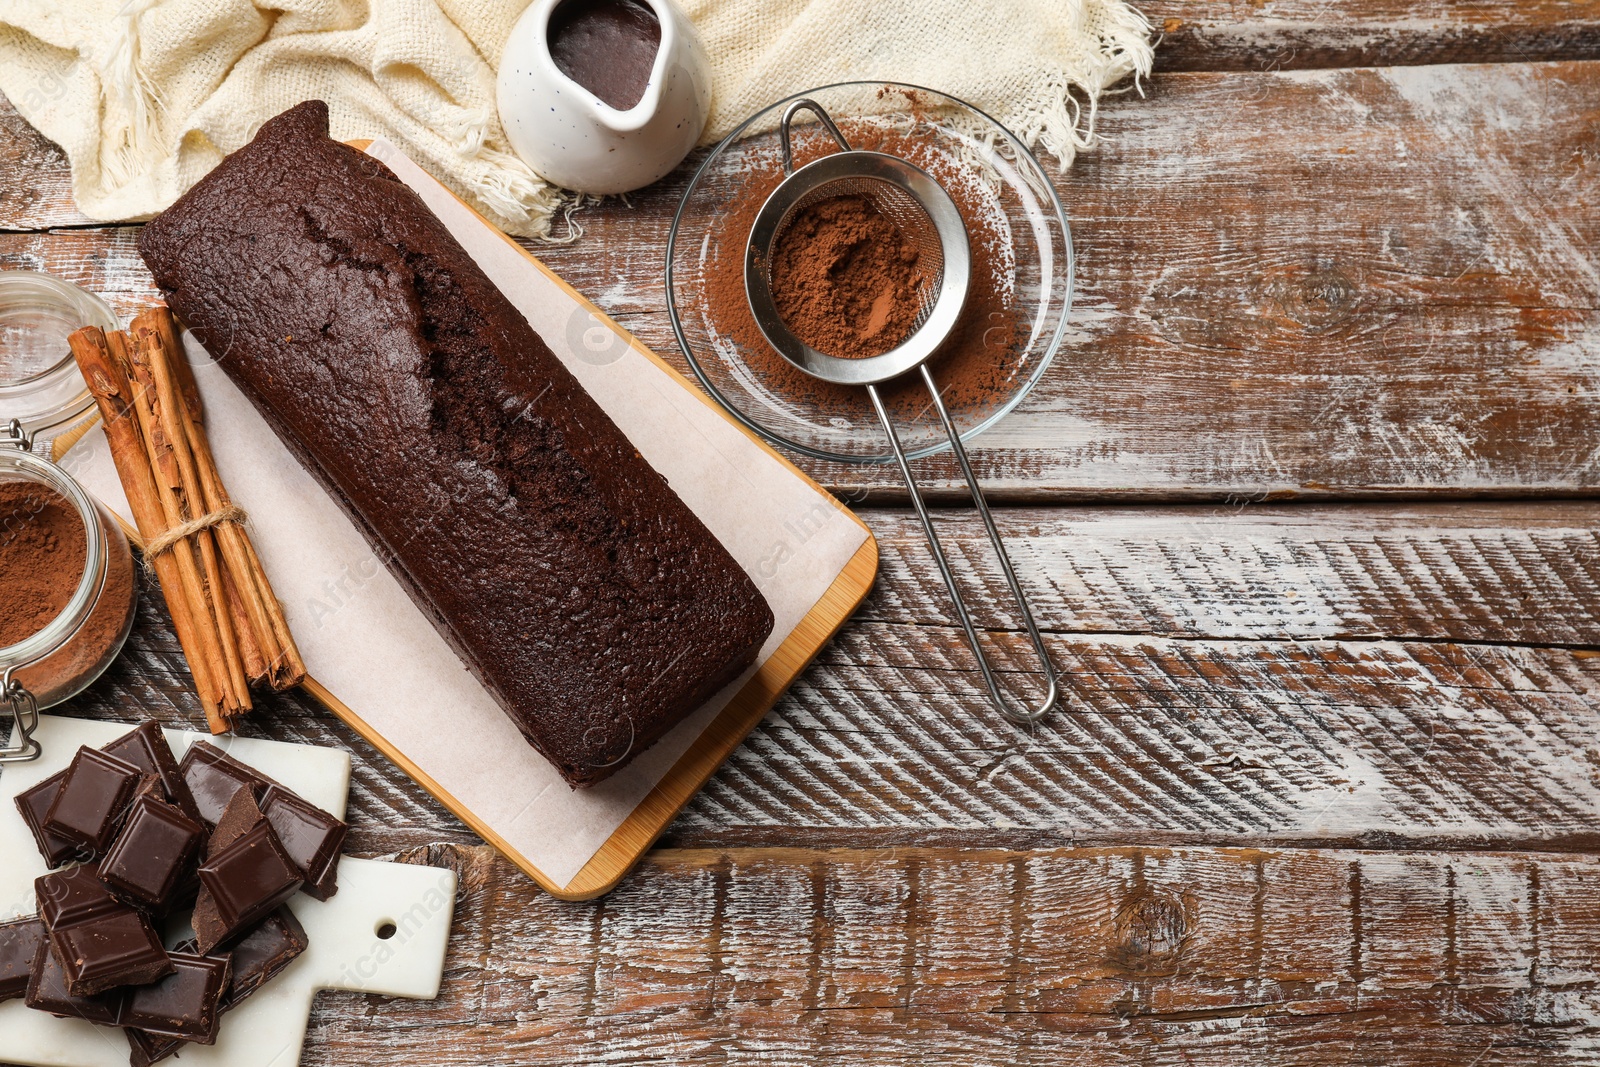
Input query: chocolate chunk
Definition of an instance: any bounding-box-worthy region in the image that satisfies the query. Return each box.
[44,747,146,853]
[98,793,205,913]
[220,907,308,1010]
[120,950,232,1044]
[259,785,347,901]
[126,1027,186,1067]
[0,916,46,1003]
[24,939,124,1026]
[14,770,91,867]
[101,722,205,826]
[194,822,303,954]
[50,906,173,996]
[208,784,266,858]
[36,865,121,929]
[178,742,277,828]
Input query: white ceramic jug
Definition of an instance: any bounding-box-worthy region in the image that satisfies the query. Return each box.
[497,0,712,195]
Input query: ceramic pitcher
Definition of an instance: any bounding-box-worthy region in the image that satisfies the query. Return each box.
[497,0,712,195]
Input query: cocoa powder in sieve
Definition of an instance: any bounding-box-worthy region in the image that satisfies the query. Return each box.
[701,117,1027,437]
[769,194,928,359]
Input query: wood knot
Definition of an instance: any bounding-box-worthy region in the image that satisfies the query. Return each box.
[1109,887,1193,976]
[393,842,497,895]
[1263,266,1360,330]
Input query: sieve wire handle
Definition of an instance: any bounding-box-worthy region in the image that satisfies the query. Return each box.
[865,370,1060,726]
[779,99,853,175]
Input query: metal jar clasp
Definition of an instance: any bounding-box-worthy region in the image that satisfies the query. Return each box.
[1,668,42,763]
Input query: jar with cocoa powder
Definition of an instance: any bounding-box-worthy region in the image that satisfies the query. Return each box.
[0,420,137,761]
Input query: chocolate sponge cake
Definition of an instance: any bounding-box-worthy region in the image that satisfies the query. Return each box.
[138,100,774,787]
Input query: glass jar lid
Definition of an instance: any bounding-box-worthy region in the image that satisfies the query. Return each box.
[0,271,119,449]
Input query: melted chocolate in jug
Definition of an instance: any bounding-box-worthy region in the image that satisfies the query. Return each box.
[548,0,662,111]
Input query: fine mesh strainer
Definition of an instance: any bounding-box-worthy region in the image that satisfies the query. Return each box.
[744,99,1058,726]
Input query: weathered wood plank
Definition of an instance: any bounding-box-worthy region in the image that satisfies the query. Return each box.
[0,95,94,231]
[679,503,1600,847]
[860,501,1600,645]
[287,844,1600,1066]
[1149,1,1600,72]
[684,627,1600,850]
[51,502,1600,854]
[1,3,1597,237]
[548,60,1600,502]
[8,62,1598,501]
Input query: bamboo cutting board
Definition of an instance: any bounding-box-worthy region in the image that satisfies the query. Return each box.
[74,140,877,902]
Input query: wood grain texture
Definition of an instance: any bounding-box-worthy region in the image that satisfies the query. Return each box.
[544,60,1600,502]
[1148,1,1600,72]
[280,843,1600,1066]
[56,502,1600,857]
[0,95,93,232]
[7,62,1598,501]
[674,503,1600,851]
[6,16,1600,1065]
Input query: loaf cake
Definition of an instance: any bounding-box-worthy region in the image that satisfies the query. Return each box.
[138,100,774,787]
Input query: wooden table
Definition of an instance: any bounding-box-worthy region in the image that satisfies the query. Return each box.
[5,3,1600,1062]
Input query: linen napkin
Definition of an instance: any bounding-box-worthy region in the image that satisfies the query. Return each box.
[0,0,1151,238]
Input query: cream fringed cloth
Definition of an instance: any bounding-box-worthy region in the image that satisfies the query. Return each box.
[0,0,1152,239]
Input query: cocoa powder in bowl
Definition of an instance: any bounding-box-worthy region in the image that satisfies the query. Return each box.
[0,477,137,706]
[0,480,85,647]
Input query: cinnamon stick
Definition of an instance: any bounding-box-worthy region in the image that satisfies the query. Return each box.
[120,333,238,732]
[133,306,306,690]
[71,306,311,730]
[220,563,270,686]
[130,323,252,718]
[68,328,226,729]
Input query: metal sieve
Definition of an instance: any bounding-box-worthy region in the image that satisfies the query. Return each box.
[744,99,1058,726]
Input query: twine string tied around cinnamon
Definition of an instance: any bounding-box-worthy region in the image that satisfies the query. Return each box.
[140,503,249,572]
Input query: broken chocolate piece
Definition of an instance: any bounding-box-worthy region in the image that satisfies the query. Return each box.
[44,747,146,853]
[50,907,173,996]
[36,865,121,930]
[194,822,303,954]
[0,916,46,1003]
[14,770,91,867]
[208,783,266,858]
[101,722,204,826]
[259,785,347,901]
[126,1027,186,1067]
[24,939,124,1026]
[178,742,277,827]
[120,950,232,1044]
[220,907,308,1010]
[98,792,205,912]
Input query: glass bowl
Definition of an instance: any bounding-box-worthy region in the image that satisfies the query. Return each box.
[666,82,1073,463]
[1,434,137,724]
[0,271,119,453]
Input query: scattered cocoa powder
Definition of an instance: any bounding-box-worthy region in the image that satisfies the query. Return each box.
[698,116,1030,452]
[0,480,86,646]
[769,194,927,359]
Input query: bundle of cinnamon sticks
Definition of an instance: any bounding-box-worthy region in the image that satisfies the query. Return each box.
[69,305,305,733]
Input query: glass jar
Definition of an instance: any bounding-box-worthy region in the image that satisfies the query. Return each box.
[0,270,118,456]
[0,421,138,762]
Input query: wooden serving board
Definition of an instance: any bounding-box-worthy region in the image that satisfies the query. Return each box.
[342,140,877,899]
[75,139,877,903]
